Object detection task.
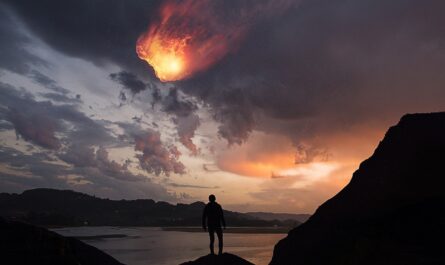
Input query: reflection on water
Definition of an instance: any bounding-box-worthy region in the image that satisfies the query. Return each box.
[53,227,285,265]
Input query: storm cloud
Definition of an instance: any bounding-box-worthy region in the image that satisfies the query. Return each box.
[110,71,147,94]
[177,0,445,148]
[0,83,115,148]
[0,6,47,74]
[2,0,160,76]
[174,113,200,155]
[0,146,176,201]
[3,0,445,211]
[134,129,186,176]
[6,0,445,153]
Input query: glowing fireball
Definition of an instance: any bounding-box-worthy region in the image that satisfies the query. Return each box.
[136,30,189,82]
[136,0,246,82]
[136,0,294,82]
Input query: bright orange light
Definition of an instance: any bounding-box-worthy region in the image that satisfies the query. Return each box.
[136,0,296,82]
[136,28,189,82]
[136,0,246,82]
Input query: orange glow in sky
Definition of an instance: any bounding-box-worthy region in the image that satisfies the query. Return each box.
[136,28,189,82]
[136,0,245,82]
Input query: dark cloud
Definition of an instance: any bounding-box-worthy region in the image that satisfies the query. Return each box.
[174,114,200,155]
[0,146,176,201]
[156,89,201,153]
[0,9,76,105]
[0,6,47,74]
[0,83,188,197]
[60,145,142,182]
[5,0,445,157]
[0,120,14,131]
[162,89,198,117]
[28,70,71,94]
[39,92,82,103]
[1,85,62,149]
[150,87,162,109]
[176,0,445,146]
[114,121,144,139]
[294,144,330,164]
[8,106,62,149]
[167,182,220,189]
[150,88,202,155]
[118,91,127,102]
[110,71,147,94]
[0,83,114,149]
[134,129,185,176]
[211,93,255,145]
[59,144,97,167]
[3,0,203,150]
[3,0,160,76]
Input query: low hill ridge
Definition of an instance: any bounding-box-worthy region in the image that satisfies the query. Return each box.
[0,188,299,227]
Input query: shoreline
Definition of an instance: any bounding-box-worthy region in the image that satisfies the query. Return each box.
[162,226,290,234]
[51,225,292,234]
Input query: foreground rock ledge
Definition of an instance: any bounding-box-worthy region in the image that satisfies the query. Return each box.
[1,217,124,265]
[180,253,254,265]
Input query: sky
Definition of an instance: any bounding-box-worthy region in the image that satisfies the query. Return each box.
[1,0,445,214]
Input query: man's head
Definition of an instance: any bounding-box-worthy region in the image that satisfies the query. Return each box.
[209,194,216,202]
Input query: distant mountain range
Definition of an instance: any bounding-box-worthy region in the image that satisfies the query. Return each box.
[270,113,445,265]
[246,212,311,223]
[0,188,303,228]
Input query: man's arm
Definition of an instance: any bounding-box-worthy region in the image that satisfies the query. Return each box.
[220,205,226,229]
[202,205,207,231]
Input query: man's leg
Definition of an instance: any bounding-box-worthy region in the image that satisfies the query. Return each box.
[208,228,215,255]
[216,227,223,255]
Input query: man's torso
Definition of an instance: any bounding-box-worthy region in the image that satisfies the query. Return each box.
[205,202,222,228]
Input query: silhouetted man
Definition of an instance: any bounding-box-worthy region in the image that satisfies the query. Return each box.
[202,194,226,255]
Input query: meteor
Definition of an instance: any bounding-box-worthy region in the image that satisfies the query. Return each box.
[136,0,250,82]
[137,30,188,82]
[136,0,245,82]
[136,0,295,82]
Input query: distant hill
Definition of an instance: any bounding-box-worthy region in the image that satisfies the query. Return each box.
[0,188,300,228]
[246,212,311,223]
[270,113,445,265]
[1,217,123,265]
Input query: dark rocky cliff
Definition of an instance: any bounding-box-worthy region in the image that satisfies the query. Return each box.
[0,217,124,265]
[270,112,445,265]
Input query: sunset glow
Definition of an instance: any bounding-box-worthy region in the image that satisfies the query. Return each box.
[275,162,339,180]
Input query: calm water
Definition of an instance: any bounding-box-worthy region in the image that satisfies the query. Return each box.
[53,227,285,265]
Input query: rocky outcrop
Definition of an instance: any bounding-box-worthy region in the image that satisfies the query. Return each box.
[181,253,254,265]
[270,113,445,265]
[0,217,124,265]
